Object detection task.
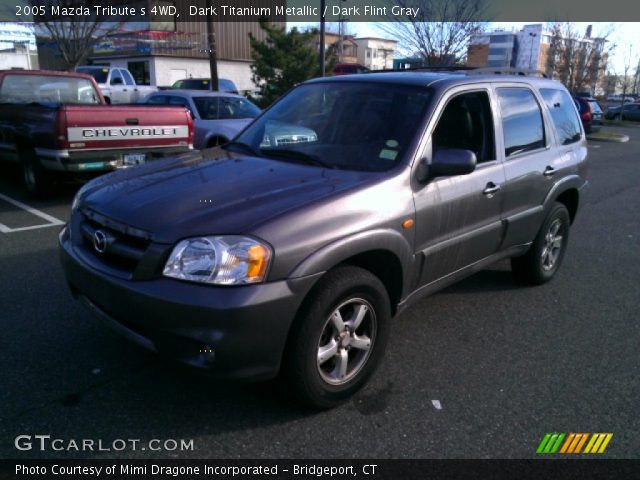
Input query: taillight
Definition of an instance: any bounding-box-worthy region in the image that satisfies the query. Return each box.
[55,109,69,149]
[187,111,194,146]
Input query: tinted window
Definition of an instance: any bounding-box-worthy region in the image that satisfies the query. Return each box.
[110,69,123,85]
[497,88,545,157]
[121,69,135,86]
[76,67,109,84]
[488,47,510,56]
[432,91,496,163]
[540,89,582,145]
[172,79,209,90]
[194,96,260,120]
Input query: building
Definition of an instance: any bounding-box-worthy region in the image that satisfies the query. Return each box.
[36,0,284,90]
[323,32,359,65]
[468,24,607,94]
[90,20,283,89]
[0,23,39,69]
[354,37,397,71]
[467,29,518,68]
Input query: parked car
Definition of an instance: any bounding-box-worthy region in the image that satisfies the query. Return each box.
[333,63,370,76]
[573,96,602,133]
[170,78,239,94]
[606,94,635,103]
[76,66,157,104]
[61,70,587,408]
[0,70,193,197]
[142,91,260,149]
[605,103,640,121]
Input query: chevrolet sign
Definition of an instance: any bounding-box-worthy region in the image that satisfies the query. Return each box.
[67,126,189,142]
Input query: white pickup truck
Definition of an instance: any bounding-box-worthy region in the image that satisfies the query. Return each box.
[76,66,157,104]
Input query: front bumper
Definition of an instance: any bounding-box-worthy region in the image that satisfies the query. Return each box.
[59,226,321,381]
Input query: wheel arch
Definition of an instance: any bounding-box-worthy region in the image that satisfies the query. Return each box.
[543,175,582,224]
[289,229,414,316]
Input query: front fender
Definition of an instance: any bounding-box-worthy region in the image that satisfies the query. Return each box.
[289,228,415,298]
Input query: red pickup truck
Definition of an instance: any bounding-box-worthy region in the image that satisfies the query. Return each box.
[0,70,193,197]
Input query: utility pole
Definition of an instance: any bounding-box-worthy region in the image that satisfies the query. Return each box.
[206,0,219,90]
[319,0,326,76]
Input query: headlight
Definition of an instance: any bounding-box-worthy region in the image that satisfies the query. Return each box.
[163,235,272,285]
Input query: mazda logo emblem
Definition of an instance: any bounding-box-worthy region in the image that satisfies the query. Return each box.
[93,230,108,254]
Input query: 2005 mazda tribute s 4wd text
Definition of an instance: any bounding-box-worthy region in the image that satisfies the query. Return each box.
[60,70,588,408]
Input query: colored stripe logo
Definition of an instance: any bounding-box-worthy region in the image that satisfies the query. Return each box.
[537,433,613,454]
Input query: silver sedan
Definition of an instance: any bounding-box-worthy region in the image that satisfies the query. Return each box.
[143,90,261,150]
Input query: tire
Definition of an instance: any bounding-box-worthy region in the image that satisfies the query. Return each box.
[281,265,391,409]
[21,147,52,199]
[511,202,570,285]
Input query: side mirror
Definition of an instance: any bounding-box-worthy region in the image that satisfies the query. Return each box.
[111,77,123,86]
[417,149,477,182]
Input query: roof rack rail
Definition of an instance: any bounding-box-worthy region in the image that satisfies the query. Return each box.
[468,67,548,78]
[373,66,548,78]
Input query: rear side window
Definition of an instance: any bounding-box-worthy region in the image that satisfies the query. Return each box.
[540,88,582,145]
[497,88,545,157]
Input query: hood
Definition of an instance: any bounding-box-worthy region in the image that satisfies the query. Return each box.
[79,149,374,243]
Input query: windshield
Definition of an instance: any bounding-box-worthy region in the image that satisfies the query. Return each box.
[232,82,431,172]
[193,96,260,120]
[0,74,101,105]
[76,67,109,84]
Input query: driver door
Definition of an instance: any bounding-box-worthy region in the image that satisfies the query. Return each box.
[413,87,506,286]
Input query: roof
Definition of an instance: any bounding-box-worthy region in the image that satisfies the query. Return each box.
[354,37,398,43]
[307,70,563,90]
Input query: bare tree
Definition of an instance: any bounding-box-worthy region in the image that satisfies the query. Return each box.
[378,0,487,66]
[34,0,125,71]
[544,22,613,95]
[611,45,639,118]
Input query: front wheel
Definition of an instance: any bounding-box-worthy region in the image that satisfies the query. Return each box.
[281,266,391,409]
[511,202,570,285]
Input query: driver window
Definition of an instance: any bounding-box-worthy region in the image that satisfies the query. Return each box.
[110,69,124,85]
[432,91,495,163]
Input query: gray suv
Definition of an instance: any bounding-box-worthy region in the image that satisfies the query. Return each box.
[60,71,588,408]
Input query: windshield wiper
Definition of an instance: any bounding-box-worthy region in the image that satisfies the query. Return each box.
[223,141,261,157]
[260,148,335,169]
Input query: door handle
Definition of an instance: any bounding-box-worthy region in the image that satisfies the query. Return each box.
[543,166,557,177]
[482,182,501,197]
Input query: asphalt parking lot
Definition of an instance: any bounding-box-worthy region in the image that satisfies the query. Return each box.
[1,127,639,459]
